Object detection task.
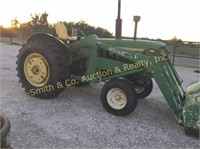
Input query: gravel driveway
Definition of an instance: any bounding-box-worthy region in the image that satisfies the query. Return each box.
[0,42,199,149]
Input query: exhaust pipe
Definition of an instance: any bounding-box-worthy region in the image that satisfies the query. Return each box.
[115,0,122,39]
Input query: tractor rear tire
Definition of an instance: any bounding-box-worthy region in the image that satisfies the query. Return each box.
[101,79,138,116]
[16,38,70,99]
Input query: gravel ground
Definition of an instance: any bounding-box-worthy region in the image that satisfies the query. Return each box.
[0,42,199,149]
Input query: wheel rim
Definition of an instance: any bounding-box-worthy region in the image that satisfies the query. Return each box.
[135,87,145,94]
[107,88,127,110]
[24,53,50,87]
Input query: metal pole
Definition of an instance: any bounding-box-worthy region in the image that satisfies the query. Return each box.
[172,42,177,65]
[118,0,121,19]
[134,22,138,39]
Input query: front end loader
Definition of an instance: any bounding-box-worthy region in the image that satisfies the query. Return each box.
[16,22,200,137]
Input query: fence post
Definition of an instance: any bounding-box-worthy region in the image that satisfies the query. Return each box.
[22,32,25,45]
[172,41,177,65]
[10,36,13,45]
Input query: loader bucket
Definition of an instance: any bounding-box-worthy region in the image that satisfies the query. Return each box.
[183,81,200,137]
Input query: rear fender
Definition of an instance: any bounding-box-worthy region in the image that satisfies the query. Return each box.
[27,33,72,60]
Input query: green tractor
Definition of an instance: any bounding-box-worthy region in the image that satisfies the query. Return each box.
[16,22,200,137]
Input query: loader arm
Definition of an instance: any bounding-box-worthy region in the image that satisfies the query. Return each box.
[145,52,185,122]
[146,53,199,136]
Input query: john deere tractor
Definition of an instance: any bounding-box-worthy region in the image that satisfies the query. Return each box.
[16,22,200,137]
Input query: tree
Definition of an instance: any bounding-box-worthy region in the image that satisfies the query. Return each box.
[94,27,112,38]
[11,18,19,28]
[27,12,52,33]
[171,36,178,41]
[11,12,112,38]
[170,36,183,46]
[64,20,112,38]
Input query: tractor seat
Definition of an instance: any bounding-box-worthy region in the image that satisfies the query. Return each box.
[54,22,77,41]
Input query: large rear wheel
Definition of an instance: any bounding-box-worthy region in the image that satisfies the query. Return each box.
[16,37,70,99]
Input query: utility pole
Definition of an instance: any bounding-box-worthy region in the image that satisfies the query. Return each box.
[115,0,122,39]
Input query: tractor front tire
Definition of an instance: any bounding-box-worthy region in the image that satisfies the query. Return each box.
[184,127,199,138]
[74,82,90,87]
[16,37,70,99]
[135,79,153,99]
[101,79,138,116]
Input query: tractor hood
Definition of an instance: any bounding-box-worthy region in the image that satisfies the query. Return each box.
[79,34,165,52]
[98,38,166,51]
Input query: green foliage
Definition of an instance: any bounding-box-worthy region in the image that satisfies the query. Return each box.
[9,13,112,38]
[27,12,53,33]
[10,12,53,34]
[11,18,20,28]
[166,42,200,58]
[94,27,113,38]
[64,20,113,38]
[171,36,178,41]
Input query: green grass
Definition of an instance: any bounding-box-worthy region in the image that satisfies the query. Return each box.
[166,44,200,58]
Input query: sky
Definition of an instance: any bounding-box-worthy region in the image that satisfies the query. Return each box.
[0,0,199,41]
